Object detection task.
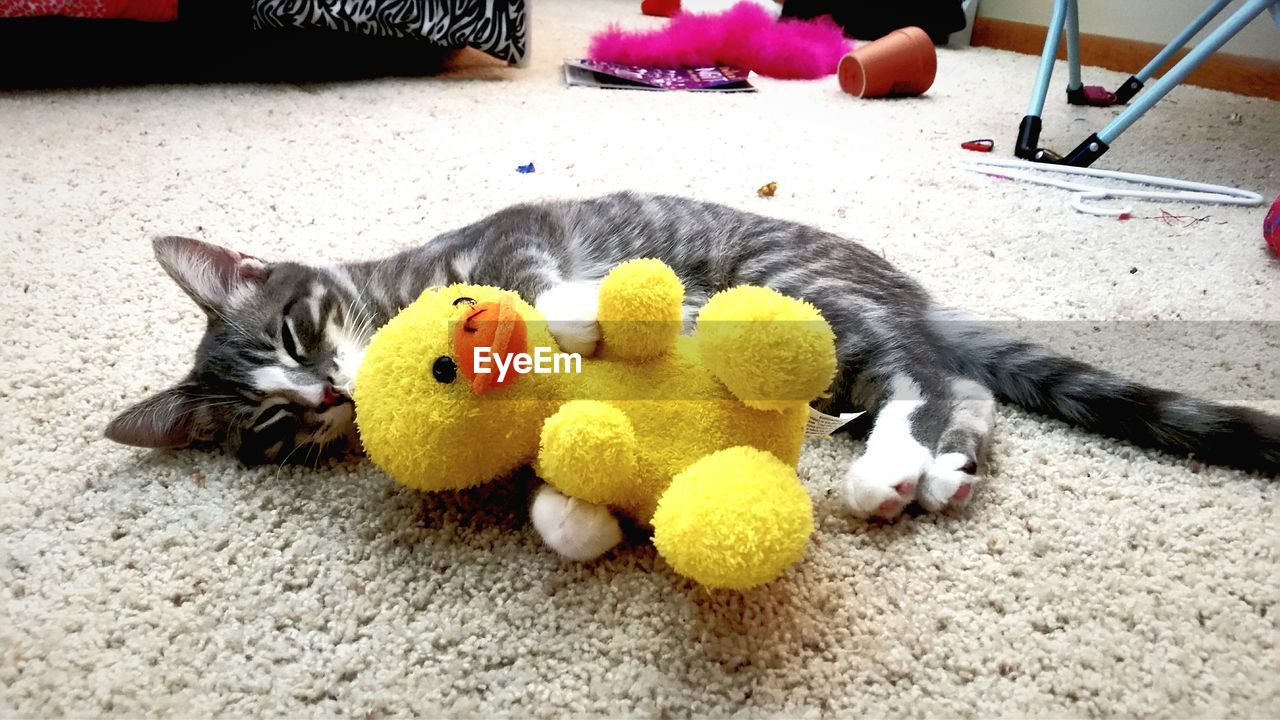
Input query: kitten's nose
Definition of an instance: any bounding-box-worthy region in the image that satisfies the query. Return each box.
[320,384,345,407]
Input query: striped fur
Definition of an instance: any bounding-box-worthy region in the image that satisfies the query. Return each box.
[929,310,1280,474]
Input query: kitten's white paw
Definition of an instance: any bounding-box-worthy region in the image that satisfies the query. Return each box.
[841,449,929,519]
[842,376,933,519]
[919,452,979,512]
[536,281,601,357]
[530,485,622,561]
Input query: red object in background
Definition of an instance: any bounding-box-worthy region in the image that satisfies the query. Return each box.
[961,139,994,152]
[1265,194,1280,257]
[0,0,177,21]
[642,0,680,18]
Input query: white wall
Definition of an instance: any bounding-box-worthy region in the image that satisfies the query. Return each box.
[978,0,1280,61]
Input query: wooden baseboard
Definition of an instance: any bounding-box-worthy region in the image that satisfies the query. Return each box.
[970,16,1280,101]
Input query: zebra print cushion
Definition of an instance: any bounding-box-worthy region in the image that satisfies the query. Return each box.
[253,0,528,65]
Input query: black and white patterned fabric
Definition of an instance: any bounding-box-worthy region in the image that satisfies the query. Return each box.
[253,0,528,65]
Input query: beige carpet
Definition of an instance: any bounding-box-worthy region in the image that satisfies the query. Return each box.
[2,1,1278,716]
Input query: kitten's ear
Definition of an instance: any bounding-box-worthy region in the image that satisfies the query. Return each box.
[105,384,209,449]
[153,236,268,315]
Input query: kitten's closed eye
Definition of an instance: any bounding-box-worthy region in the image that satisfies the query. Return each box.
[280,318,305,363]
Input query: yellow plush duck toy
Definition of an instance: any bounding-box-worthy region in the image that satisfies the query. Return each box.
[354,259,837,590]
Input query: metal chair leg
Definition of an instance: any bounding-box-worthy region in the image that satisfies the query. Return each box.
[1114,0,1236,104]
[1016,0,1070,160]
[1062,0,1119,107]
[1064,0,1082,92]
[1057,0,1278,167]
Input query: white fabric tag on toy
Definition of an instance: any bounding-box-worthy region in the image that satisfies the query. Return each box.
[804,406,864,437]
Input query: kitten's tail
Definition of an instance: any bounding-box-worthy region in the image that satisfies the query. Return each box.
[928,308,1280,475]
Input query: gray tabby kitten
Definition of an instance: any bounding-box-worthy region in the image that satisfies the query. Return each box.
[106,193,1279,558]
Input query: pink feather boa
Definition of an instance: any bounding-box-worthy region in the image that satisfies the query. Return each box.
[588,2,852,80]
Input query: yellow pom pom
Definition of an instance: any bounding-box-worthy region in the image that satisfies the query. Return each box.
[537,401,641,506]
[696,286,836,412]
[598,259,684,361]
[652,447,813,590]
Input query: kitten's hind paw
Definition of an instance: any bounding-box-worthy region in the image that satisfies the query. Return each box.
[530,484,622,561]
[841,450,928,520]
[918,452,980,512]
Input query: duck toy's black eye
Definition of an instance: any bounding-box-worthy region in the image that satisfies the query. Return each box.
[432,356,458,384]
[452,296,477,307]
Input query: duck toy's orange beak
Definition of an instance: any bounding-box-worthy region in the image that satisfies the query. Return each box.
[454,295,529,395]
